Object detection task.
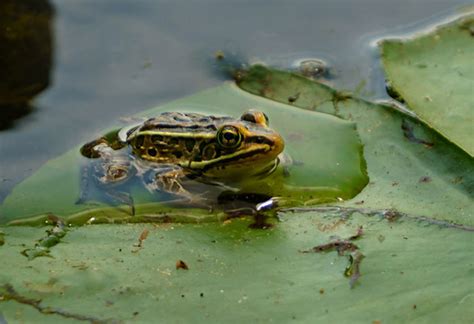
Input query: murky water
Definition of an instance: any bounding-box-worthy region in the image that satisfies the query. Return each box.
[0,0,470,203]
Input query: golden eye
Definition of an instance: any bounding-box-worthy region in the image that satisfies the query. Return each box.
[217,126,242,149]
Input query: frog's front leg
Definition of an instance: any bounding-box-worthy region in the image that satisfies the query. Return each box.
[144,166,191,198]
[144,166,208,206]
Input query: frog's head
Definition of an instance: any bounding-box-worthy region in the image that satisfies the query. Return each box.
[190,110,284,179]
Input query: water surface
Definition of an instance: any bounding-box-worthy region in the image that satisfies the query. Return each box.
[0,0,470,201]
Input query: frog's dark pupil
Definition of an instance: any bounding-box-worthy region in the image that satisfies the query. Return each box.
[148,148,157,156]
[224,132,235,141]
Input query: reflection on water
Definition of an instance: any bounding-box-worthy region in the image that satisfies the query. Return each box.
[0,0,54,130]
[0,104,34,130]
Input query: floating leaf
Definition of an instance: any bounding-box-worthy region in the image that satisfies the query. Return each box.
[236,65,474,226]
[381,15,474,156]
[0,212,473,322]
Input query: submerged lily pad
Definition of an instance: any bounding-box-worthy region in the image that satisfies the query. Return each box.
[0,84,368,225]
[381,15,474,156]
[236,65,474,226]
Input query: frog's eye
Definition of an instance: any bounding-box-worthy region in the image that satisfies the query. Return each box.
[240,110,269,126]
[217,125,242,149]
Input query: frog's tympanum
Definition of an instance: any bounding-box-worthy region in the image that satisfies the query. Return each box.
[78,110,284,214]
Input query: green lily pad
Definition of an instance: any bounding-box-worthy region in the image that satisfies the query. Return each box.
[381,15,474,156]
[0,83,368,225]
[236,65,473,226]
[2,24,474,321]
[1,212,473,323]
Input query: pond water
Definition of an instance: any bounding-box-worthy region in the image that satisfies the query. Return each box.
[0,0,470,203]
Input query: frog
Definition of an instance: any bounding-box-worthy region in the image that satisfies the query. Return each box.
[77,110,285,214]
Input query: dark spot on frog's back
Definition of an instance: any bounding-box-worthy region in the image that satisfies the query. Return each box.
[185,138,195,152]
[135,135,145,148]
[151,135,163,143]
[167,137,179,145]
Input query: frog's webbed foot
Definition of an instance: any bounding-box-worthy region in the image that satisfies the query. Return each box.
[144,166,210,208]
[145,166,185,194]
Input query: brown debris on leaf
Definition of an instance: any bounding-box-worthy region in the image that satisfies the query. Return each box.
[300,226,365,288]
[176,260,189,270]
[288,92,300,103]
[132,228,150,253]
[383,210,402,222]
[418,176,432,183]
[345,250,365,289]
[137,229,149,247]
[347,226,364,241]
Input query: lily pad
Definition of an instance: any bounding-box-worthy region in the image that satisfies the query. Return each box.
[381,15,474,156]
[2,28,473,322]
[236,65,474,226]
[1,212,473,322]
[0,83,368,225]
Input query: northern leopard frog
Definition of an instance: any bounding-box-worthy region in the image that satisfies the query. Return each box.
[78,110,284,214]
